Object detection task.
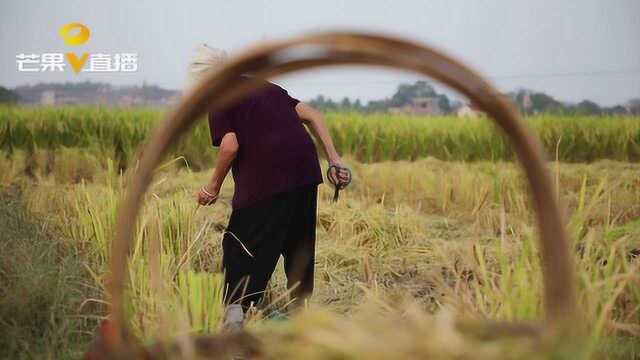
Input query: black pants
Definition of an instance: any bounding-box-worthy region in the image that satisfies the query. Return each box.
[221,184,318,310]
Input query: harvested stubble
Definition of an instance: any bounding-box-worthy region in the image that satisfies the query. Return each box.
[16,157,639,358]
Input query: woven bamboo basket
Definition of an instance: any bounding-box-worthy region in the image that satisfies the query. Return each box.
[87,31,577,359]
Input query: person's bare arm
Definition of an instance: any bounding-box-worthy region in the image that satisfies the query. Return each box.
[295,102,350,185]
[197,132,238,205]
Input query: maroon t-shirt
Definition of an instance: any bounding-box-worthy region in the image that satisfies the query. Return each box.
[208,76,323,210]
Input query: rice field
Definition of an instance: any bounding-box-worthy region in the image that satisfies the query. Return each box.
[0,106,639,358]
[1,106,639,172]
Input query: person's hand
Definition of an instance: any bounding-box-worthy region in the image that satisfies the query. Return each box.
[197,183,219,206]
[327,157,351,188]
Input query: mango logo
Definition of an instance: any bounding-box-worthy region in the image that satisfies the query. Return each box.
[59,22,90,73]
[59,23,90,46]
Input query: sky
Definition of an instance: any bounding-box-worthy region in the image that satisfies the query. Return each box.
[1,0,639,106]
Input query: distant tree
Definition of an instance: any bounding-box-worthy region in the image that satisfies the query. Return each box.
[575,100,602,115]
[436,94,451,113]
[512,89,565,115]
[309,95,339,111]
[389,81,437,107]
[366,99,389,113]
[530,92,564,114]
[450,99,463,111]
[628,98,640,115]
[0,86,20,104]
[602,105,628,115]
[309,95,370,112]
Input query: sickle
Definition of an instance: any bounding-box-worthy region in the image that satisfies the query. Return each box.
[107,31,576,348]
[327,164,352,201]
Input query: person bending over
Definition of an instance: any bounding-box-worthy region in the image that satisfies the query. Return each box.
[192,46,350,330]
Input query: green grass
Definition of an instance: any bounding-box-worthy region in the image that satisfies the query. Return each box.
[1,106,639,175]
[0,188,98,359]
